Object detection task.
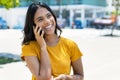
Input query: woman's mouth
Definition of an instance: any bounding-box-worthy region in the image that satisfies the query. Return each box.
[45,24,52,30]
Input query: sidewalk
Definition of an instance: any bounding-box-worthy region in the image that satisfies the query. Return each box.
[0,62,31,80]
[0,28,120,80]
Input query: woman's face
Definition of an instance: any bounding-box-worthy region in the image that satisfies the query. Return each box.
[34,7,56,35]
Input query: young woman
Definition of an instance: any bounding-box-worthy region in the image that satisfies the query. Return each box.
[21,2,84,80]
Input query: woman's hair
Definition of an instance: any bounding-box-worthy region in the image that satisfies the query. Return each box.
[22,2,62,45]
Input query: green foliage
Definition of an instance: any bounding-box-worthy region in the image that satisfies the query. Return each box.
[0,0,20,9]
[111,10,120,15]
[0,57,21,64]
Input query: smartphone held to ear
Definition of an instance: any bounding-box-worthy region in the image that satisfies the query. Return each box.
[39,30,42,35]
[33,23,36,27]
[33,23,42,35]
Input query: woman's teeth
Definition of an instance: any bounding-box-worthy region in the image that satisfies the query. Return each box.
[45,25,52,30]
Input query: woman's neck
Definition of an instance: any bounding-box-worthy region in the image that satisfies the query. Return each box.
[45,34,60,46]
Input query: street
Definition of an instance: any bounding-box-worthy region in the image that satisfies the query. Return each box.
[0,28,120,80]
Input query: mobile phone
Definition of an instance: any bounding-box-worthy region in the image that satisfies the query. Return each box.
[39,30,42,35]
[33,23,42,35]
[33,23,36,27]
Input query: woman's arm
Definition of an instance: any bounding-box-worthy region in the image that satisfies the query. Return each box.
[25,25,51,80]
[54,58,84,80]
[69,58,84,80]
[24,47,51,80]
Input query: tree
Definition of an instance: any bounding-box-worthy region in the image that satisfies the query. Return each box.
[0,0,20,9]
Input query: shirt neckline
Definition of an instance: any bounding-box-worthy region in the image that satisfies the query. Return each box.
[47,36,62,48]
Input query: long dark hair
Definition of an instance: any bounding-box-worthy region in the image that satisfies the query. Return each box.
[22,2,62,45]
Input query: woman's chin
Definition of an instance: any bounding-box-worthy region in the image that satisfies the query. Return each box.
[45,31,54,35]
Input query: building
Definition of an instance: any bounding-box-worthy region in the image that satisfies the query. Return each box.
[0,0,107,28]
[40,0,107,28]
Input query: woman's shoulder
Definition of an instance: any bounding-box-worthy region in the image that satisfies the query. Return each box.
[22,41,38,47]
[60,37,76,45]
[61,37,75,42]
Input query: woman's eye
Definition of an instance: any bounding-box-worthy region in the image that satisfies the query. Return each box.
[47,14,51,18]
[38,18,43,22]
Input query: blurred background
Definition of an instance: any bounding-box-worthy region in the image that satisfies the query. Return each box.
[0,0,120,29]
[0,0,120,80]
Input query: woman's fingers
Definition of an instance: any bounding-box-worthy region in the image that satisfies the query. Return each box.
[41,30,44,37]
[33,25,43,36]
[32,25,46,47]
[37,27,41,35]
[33,25,38,34]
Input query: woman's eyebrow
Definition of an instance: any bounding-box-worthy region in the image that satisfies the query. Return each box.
[46,12,51,15]
[36,16,42,20]
[35,16,42,21]
[35,12,51,21]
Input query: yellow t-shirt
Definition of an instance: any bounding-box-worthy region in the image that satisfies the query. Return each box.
[21,37,83,80]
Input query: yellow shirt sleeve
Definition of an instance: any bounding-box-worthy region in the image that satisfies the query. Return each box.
[21,42,37,60]
[69,41,83,62]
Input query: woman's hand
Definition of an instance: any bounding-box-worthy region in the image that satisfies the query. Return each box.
[33,25,46,48]
[54,74,67,80]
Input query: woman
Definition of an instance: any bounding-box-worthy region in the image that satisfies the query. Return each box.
[21,2,84,80]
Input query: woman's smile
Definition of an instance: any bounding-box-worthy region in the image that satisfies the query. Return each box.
[44,24,52,31]
[43,24,55,35]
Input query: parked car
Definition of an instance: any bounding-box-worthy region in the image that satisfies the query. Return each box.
[91,17,115,29]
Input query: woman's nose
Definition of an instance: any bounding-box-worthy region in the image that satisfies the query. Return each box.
[44,18,50,25]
